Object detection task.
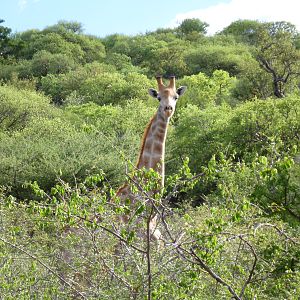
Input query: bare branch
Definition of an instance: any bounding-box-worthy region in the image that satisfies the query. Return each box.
[0,236,87,300]
[238,236,258,299]
[146,205,154,300]
[70,213,147,254]
[254,223,299,244]
[188,247,241,300]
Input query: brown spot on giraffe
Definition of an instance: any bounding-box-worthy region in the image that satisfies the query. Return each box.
[153,141,163,154]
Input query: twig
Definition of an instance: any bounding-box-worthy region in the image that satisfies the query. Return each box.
[254,223,299,244]
[159,208,241,299]
[99,255,133,291]
[71,213,147,254]
[146,205,154,300]
[189,247,241,300]
[238,236,258,299]
[0,236,87,299]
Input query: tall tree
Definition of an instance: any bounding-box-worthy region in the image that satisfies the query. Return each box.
[177,18,209,39]
[220,19,262,44]
[255,21,300,98]
[48,20,84,34]
[0,19,11,57]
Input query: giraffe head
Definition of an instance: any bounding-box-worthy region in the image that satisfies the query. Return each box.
[148,76,187,120]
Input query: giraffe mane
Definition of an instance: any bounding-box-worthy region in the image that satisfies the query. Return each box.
[116,113,157,197]
[136,112,157,167]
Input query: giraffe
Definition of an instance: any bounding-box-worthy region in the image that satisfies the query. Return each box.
[58,76,186,294]
[115,75,187,243]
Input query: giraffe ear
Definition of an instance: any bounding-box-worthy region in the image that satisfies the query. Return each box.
[177,86,187,96]
[149,88,158,99]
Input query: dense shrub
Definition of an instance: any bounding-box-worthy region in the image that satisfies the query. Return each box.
[40,63,151,105]
[0,166,298,299]
[171,95,300,173]
[0,85,55,132]
[0,86,157,196]
[177,70,235,108]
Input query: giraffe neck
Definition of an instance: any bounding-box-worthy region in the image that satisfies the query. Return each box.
[136,112,169,185]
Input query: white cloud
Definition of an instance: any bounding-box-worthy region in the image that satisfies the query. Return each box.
[18,0,28,11]
[170,0,300,34]
[18,0,41,11]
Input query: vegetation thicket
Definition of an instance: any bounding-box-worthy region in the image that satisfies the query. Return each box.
[0,18,299,299]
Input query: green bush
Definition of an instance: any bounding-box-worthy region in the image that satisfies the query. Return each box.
[178,70,236,108]
[40,62,116,104]
[185,44,252,76]
[171,95,300,173]
[76,72,151,105]
[41,65,152,105]
[0,165,298,299]
[0,86,158,197]
[0,85,55,132]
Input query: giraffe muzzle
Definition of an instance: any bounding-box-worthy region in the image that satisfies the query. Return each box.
[164,106,173,117]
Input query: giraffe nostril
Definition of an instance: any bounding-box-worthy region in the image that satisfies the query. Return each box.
[165,106,173,111]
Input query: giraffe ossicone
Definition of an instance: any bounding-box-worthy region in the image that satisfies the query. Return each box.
[116,76,187,242]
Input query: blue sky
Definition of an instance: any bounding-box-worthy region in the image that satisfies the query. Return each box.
[2,0,300,37]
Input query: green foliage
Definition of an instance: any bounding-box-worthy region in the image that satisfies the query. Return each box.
[220,19,262,44]
[31,50,76,77]
[66,99,156,170]
[40,62,116,104]
[178,18,209,36]
[1,18,300,299]
[22,32,84,61]
[0,86,158,196]
[0,165,299,299]
[15,22,105,64]
[172,95,300,173]
[185,43,251,76]
[0,19,12,58]
[231,57,272,100]
[255,21,300,98]
[44,20,84,34]
[41,63,152,105]
[177,70,235,108]
[104,33,190,77]
[0,85,55,132]
[104,52,143,74]
[77,72,151,105]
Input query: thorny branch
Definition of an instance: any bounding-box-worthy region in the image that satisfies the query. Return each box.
[254,223,299,244]
[189,247,241,300]
[159,206,258,300]
[0,236,87,300]
[238,236,258,299]
[70,213,147,254]
[21,171,298,299]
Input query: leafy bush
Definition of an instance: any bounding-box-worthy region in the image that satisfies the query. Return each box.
[30,50,76,77]
[171,95,300,173]
[178,70,235,108]
[40,62,116,104]
[0,86,158,197]
[0,85,55,132]
[185,44,252,76]
[77,72,151,105]
[40,63,151,105]
[0,165,298,299]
